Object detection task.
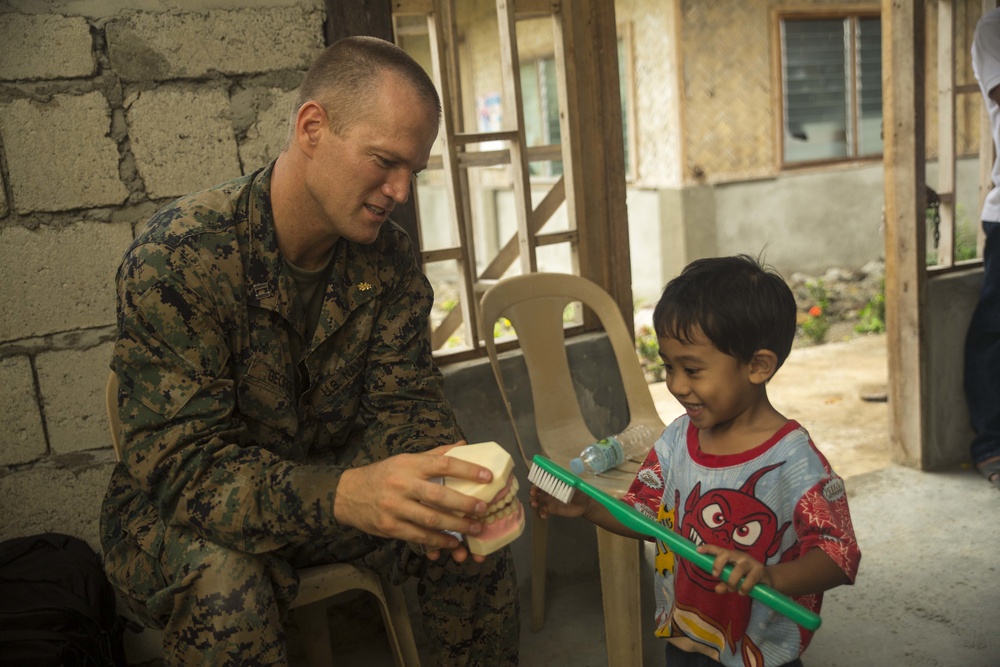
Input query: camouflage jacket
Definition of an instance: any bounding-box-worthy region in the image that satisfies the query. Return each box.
[101,162,462,557]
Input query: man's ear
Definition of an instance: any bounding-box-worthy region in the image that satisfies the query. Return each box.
[748,349,779,385]
[294,101,327,157]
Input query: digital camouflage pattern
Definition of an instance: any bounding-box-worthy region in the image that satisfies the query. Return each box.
[100,162,518,665]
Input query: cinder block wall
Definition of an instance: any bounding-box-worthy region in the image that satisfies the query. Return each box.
[0,1,326,551]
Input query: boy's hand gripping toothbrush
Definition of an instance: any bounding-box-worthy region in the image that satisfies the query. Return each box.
[527,454,822,631]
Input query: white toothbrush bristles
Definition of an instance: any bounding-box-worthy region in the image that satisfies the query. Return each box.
[527,462,575,504]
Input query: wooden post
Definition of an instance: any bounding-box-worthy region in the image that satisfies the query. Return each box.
[559,0,633,329]
[882,0,928,467]
[324,0,395,43]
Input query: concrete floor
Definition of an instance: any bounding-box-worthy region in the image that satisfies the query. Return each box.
[131,334,1000,665]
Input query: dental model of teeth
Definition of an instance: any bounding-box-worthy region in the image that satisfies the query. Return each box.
[444,442,526,555]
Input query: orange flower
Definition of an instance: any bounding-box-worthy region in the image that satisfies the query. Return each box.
[809,305,823,317]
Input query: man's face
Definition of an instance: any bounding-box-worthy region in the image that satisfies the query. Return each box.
[303,71,439,245]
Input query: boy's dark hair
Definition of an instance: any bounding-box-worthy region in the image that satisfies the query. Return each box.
[652,254,797,370]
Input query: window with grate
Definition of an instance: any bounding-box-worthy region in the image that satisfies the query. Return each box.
[394,9,635,362]
[780,13,882,165]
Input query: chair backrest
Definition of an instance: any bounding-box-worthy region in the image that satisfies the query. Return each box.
[105,371,123,463]
[480,273,664,497]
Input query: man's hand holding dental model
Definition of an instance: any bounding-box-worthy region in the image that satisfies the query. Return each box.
[335,443,517,562]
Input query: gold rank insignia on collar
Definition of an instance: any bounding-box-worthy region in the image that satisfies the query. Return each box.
[356,282,373,291]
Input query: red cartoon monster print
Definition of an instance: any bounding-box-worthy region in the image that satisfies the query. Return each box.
[671,463,790,656]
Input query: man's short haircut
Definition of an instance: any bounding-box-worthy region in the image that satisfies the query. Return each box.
[652,254,798,370]
[295,35,442,135]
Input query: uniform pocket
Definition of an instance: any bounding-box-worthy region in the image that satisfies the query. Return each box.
[236,357,298,438]
[311,352,365,431]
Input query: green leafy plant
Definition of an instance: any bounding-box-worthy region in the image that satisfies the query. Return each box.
[800,279,830,344]
[855,279,886,334]
[926,205,981,265]
[634,325,664,382]
[493,316,515,339]
[800,305,830,344]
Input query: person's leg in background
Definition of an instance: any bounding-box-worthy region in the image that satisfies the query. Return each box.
[965,220,1000,489]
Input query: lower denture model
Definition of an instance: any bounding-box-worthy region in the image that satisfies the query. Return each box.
[444,442,526,555]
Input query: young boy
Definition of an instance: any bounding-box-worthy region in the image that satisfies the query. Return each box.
[531,255,861,667]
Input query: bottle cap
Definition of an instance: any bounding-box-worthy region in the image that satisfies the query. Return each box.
[569,457,585,475]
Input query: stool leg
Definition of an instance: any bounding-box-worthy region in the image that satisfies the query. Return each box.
[376,580,421,667]
[530,512,549,631]
[295,601,333,667]
[597,527,643,667]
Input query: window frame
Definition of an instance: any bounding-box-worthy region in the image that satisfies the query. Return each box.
[618,22,638,183]
[774,6,883,170]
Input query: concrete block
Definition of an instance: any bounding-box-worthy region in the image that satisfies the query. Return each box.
[0,462,114,553]
[0,356,46,466]
[105,7,324,82]
[0,13,96,81]
[36,342,116,455]
[238,87,297,171]
[0,222,133,341]
[0,92,128,212]
[126,86,241,199]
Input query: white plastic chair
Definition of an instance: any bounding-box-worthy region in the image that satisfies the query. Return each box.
[105,372,421,666]
[481,272,665,667]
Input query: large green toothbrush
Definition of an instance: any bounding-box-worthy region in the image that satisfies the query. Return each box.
[527,454,822,631]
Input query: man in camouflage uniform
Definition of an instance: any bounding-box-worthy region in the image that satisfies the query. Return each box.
[100,36,518,665]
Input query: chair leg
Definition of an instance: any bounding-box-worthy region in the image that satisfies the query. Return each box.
[294,601,334,667]
[375,579,422,667]
[596,527,643,667]
[530,512,549,631]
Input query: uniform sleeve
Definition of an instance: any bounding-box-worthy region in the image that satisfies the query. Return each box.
[793,476,861,584]
[114,240,344,554]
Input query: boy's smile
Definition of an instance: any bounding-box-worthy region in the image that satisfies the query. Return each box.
[658,329,759,436]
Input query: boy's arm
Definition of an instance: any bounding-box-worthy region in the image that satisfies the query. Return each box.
[700,544,849,597]
[529,486,648,540]
[531,445,666,540]
[765,547,851,597]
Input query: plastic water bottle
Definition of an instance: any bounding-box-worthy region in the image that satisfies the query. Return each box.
[569,424,655,475]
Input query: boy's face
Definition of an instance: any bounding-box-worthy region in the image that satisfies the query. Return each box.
[658,328,758,432]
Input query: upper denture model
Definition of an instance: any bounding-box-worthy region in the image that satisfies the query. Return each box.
[444,442,526,555]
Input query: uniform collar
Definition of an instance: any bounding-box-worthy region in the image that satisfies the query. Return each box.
[244,161,302,328]
[243,161,386,348]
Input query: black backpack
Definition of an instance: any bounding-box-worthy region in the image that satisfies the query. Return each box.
[0,532,127,666]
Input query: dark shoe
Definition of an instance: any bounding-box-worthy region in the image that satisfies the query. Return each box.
[975,456,1000,491]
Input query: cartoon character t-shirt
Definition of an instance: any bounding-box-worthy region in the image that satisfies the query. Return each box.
[621,417,860,667]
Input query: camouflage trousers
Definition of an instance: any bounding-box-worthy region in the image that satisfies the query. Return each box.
[104,524,519,666]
